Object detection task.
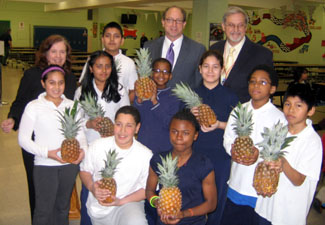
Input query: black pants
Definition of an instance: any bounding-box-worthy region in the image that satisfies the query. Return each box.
[22,149,35,221]
[32,164,79,225]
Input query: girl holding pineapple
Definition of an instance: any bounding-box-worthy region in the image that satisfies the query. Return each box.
[18,65,87,225]
[75,50,130,225]
[193,50,239,225]
[146,109,217,225]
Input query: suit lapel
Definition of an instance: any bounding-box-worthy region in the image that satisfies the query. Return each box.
[225,38,252,85]
[173,36,189,72]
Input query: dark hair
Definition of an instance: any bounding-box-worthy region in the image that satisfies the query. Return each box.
[41,65,65,82]
[35,35,72,72]
[199,50,224,68]
[102,22,123,37]
[152,58,172,72]
[79,51,121,103]
[284,83,315,111]
[292,67,308,83]
[170,108,200,132]
[162,6,187,22]
[248,64,278,87]
[115,106,141,125]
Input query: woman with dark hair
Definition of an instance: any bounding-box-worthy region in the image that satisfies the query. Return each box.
[288,67,311,89]
[1,34,77,221]
[74,50,129,225]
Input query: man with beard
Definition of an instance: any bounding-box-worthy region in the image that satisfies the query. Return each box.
[210,6,273,103]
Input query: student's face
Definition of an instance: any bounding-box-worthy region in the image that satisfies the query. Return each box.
[199,56,222,88]
[151,62,172,89]
[114,113,140,149]
[101,28,124,55]
[248,70,276,105]
[222,12,247,46]
[41,71,65,101]
[283,96,314,128]
[46,41,67,67]
[162,7,186,41]
[90,56,112,84]
[169,119,198,153]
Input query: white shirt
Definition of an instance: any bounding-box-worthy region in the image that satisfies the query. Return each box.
[161,35,184,70]
[223,100,286,197]
[223,36,246,67]
[74,79,130,145]
[114,49,138,92]
[80,136,152,219]
[79,49,138,93]
[255,119,322,225]
[18,92,88,166]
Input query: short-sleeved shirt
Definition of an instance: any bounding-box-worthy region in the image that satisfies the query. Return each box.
[255,119,322,225]
[151,151,214,225]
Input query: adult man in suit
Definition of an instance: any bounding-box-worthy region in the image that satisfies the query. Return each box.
[144,6,206,88]
[210,6,273,103]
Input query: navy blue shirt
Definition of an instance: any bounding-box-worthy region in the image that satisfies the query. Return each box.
[134,87,181,153]
[151,151,214,225]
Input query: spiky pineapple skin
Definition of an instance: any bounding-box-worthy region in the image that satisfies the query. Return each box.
[253,161,279,196]
[135,77,157,100]
[198,104,217,127]
[233,136,254,162]
[98,117,114,137]
[99,177,117,203]
[159,186,182,216]
[61,138,80,163]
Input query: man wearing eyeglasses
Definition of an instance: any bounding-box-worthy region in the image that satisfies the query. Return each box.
[210,6,273,103]
[144,6,206,89]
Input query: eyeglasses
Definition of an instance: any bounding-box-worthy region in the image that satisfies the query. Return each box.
[165,18,184,24]
[248,80,270,86]
[152,69,170,75]
[225,23,246,30]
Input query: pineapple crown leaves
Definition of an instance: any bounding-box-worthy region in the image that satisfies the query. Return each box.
[231,102,254,137]
[257,121,296,161]
[134,48,152,78]
[79,92,105,119]
[157,153,179,188]
[100,149,122,178]
[172,82,202,108]
[57,100,82,139]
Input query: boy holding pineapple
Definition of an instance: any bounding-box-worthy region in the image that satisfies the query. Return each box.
[134,57,181,153]
[222,65,286,224]
[255,83,323,225]
[80,106,152,225]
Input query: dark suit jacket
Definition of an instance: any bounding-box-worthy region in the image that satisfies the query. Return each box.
[8,67,76,130]
[210,37,273,103]
[144,35,206,88]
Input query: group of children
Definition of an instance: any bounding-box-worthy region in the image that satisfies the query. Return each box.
[15,22,322,225]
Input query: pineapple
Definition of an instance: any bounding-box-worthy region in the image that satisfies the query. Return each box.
[134,48,156,100]
[231,102,255,163]
[99,149,122,203]
[157,153,182,216]
[172,82,217,127]
[58,100,82,163]
[253,121,296,197]
[80,92,114,137]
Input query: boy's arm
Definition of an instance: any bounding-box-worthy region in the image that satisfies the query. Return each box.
[281,157,306,186]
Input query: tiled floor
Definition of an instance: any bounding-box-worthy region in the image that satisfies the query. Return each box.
[0,66,324,225]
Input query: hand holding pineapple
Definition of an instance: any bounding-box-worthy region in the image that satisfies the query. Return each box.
[90,180,121,206]
[231,144,259,166]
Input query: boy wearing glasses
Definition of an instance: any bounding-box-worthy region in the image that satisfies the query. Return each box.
[222,65,286,225]
[210,6,273,103]
[133,58,181,225]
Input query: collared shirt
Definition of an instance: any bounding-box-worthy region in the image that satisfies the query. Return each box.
[161,35,184,70]
[224,36,246,67]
